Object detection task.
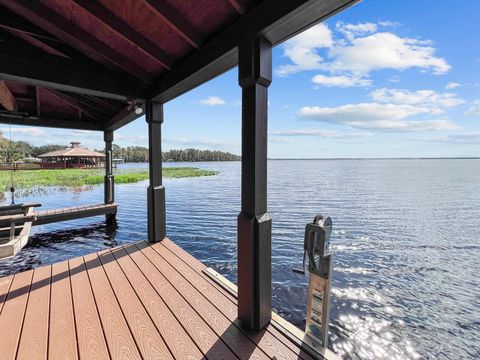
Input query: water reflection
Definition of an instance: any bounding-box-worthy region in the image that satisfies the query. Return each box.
[0,221,119,275]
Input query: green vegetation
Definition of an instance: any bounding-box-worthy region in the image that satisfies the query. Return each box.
[0,167,218,190]
[0,132,239,163]
[110,146,240,162]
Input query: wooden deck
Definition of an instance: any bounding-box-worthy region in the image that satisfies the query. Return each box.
[34,203,117,225]
[0,238,337,360]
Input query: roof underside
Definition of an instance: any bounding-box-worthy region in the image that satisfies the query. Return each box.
[0,0,358,132]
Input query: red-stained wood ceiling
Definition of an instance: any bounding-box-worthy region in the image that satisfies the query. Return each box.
[0,0,358,131]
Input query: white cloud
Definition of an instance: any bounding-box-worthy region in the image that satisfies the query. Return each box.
[408,133,480,144]
[198,96,225,106]
[445,82,461,89]
[269,138,294,144]
[115,133,148,145]
[378,21,402,27]
[0,127,46,137]
[297,103,459,132]
[336,22,377,40]
[277,21,451,84]
[370,88,465,108]
[328,32,450,75]
[465,99,480,116]
[312,74,371,87]
[276,24,332,76]
[270,129,372,139]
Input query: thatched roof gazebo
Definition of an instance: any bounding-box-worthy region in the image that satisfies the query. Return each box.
[38,141,105,169]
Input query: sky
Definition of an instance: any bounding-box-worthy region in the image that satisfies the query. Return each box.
[5,0,480,158]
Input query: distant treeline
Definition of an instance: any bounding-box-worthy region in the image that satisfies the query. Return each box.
[0,132,239,162]
[0,134,65,161]
[112,145,240,162]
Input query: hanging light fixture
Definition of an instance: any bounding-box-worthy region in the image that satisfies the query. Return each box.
[134,104,143,115]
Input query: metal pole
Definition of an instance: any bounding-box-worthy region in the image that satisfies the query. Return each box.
[104,130,115,222]
[237,36,272,331]
[146,101,166,242]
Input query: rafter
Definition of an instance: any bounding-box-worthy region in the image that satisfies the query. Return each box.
[0,0,152,83]
[0,81,16,111]
[103,105,143,131]
[0,112,102,131]
[58,93,113,117]
[35,86,41,117]
[71,0,173,70]
[228,0,246,14]
[149,0,359,102]
[142,0,202,49]
[42,88,103,122]
[83,95,123,113]
[0,54,147,101]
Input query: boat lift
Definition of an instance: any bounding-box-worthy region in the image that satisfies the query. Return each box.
[293,215,333,349]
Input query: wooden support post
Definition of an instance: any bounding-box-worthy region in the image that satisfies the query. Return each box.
[237,36,272,331]
[146,101,166,242]
[104,130,115,223]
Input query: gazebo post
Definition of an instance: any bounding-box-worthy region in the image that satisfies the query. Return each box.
[237,36,272,331]
[104,130,115,223]
[146,101,166,243]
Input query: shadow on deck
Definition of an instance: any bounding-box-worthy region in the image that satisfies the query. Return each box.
[0,238,333,359]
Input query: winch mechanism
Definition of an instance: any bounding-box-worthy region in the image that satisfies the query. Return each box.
[293,214,333,348]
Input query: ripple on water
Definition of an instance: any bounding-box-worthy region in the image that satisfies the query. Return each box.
[1,160,479,360]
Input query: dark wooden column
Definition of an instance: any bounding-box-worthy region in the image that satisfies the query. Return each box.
[104,130,115,222]
[237,36,272,331]
[146,101,166,242]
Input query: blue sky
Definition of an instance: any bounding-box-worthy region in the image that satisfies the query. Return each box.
[6,0,480,158]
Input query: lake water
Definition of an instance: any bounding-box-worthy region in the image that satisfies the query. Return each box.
[1,159,479,360]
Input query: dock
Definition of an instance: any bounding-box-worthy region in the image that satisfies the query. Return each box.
[0,238,337,360]
[0,203,117,259]
[0,1,357,358]
[34,203,117,225]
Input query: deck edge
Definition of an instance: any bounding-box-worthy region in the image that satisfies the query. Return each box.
[202,267,340,360]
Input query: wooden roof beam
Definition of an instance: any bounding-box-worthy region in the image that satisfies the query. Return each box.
[35,87,41,117]
[0,112,102,131]
[103,105,144,131]
[142,0,202,49]
[149,0,359,103]
[0,53,147,102]
[0,0,152,83]
[58,93,114,117]
[72,0,173,70]
[228,0,246,15]
[0,10,116,64]
[0,81,16,112]
[42,88,103,122]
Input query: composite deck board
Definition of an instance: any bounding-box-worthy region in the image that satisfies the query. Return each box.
[0,274,13,313]
[17,266,51,360]
[157,239,316,360]
[0,270,33,359]
[49,261,78,360]
[83,252,142,359]
[140,241,270,360]
[98,249,174,359]
[0,238,332,359]
[69,256,110,359]
[111,245,203,360]
[127,242,238,360]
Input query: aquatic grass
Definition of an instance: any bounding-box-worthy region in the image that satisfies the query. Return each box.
[0,167,218,190]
